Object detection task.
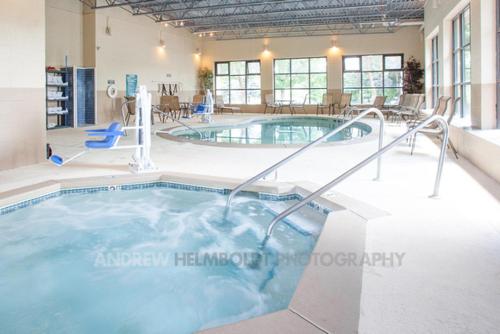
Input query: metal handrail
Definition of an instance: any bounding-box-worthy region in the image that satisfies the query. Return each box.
[156,113,206,141]
[226,108,385,208]
[264,114,449,240]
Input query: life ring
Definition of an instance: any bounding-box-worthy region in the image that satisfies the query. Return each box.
[107,84,118,98]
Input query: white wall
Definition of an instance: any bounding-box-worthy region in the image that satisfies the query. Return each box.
[0,0,46,170]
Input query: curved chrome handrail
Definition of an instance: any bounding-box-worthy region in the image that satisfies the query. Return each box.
[156,113,206,141]
[264,114,449,239]
[226,108,385,208]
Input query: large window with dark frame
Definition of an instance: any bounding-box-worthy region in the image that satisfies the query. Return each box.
[342,54,404,105]
[273,57,327,104]
[215,60,261,104]
[452,6,471,121]
[431,36,440,107]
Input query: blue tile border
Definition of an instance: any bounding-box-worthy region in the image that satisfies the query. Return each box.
[0,181,332,217]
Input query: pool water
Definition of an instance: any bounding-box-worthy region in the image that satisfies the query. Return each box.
[171,117,371,145]
[0,186,324,334]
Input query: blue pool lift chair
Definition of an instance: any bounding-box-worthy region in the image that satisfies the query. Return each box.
[50,122,126,166]
[84,122,124,149]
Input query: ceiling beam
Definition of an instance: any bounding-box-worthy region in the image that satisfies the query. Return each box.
[91,0,160,9]
[134,0,319,16]
[184,10,422,30]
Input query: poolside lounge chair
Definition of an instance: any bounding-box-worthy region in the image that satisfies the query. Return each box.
[316,93,333,115]
[215,95,241,114]
[409,96,459,159]
[290,94,308,115]
[161,95,189,120]
[264,94,279,114]
[407,96,451,128]
[121,97,135,127]
[389,94,425,123]
[346,95,386,118]
[331,93,352,116]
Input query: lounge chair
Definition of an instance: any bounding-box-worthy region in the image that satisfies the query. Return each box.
[264,94,279,114]
[346,95,386,118]
[331,93,352,117]
[215,95,241,114]
[389,94,425,123]
[290,94,308,115]
[409,97,459,159]
[162,95,189,119]
[407,96,451,128]
[121,97,135,127]
[316,93,333,115]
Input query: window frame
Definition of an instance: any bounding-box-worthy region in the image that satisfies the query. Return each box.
[431,36,440,107]
[342,53,404,105]
[214,60,261,105]
[273,57,328,105]
[452,6,471,120]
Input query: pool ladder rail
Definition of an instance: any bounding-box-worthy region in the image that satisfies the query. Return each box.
[226,110,450,241]
[155,113,208,141]
[226,108,385,206]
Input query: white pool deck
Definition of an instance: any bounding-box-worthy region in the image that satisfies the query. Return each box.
[1,114,499,333]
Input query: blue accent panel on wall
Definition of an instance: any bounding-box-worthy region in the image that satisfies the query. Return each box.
[76,68,95,126]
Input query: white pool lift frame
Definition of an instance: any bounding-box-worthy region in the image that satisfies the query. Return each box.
[129,85,156,173]
[50,85,155,174]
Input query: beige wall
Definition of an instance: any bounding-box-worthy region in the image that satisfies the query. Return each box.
[45,1,201,123]
[0,0,46,171]
[46,0,84,67]
[93,8,200,122]
[201,27,424,112]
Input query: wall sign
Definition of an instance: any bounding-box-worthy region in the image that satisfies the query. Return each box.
[126,74,138,97]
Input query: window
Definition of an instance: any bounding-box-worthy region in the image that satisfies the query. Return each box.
[273,57,327,104]
[215,60,261,104]
[431,36,440,107]
[452,6,471,121]
[342,54,404,105]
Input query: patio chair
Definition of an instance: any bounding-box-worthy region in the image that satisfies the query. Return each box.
[121,97,135,127]
[264,94,279,114]
[316,93,333,115]
[410,96,459,159]
[407,96,451,128]
[162,95,189,120]
[215,95,241,114]
[392,94,425,123]
[331,93,352,117]
[347,95,386,118]
[381,94,405,120]
[289,94,308,115]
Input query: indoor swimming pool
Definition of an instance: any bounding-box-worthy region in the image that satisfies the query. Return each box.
[164,116,372,145]
[0,183,326,334]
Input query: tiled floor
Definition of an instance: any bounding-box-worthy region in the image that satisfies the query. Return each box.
[1,114,499,333]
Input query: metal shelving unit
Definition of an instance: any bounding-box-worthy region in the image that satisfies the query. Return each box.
[46,67,74,130]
